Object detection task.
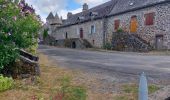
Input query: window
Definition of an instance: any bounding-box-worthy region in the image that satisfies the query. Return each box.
[65,32,68,39]
[92,40,95,45]
[114,20,120,31]
[77,28,79,35]
[90,25,95,34]
[145,12,155,25]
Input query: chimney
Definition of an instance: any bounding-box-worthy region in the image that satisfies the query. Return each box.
[67,12,72,19]
[83,3,88,12]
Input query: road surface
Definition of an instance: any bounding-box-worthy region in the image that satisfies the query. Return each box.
[38,45,170,84]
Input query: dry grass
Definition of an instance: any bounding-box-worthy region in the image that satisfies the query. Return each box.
[0,53,86,100]
[112,83,160,100]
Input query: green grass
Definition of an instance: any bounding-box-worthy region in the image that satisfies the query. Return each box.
[114,95,127,100]
[148,85,160,94]
[60,76,86,100]
[122,84,160,94]
[113,84,160,100]
[65,86,86,100]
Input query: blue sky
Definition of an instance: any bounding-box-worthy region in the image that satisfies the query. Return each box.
[66,0,81,10]
[25,0,110,22]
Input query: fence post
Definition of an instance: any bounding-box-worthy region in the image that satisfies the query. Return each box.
[139,72,148,100]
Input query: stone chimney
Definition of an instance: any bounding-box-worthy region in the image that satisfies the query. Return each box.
[67,12,72,19]
[83,3,88,12]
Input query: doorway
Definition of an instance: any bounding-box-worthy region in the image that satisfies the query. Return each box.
[156,35,163,50]
[130,16,138,33]
[80,28,83,38]
[72,41,76,48]
[65,32,68,39]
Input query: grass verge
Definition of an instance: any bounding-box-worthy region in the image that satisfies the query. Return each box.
[0,53,86,100]
[113,84,160,100]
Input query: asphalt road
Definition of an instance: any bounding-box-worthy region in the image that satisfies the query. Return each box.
[38,45,170,84]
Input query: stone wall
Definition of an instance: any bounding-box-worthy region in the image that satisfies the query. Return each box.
[106,3,170,49]
[51,19,104,48]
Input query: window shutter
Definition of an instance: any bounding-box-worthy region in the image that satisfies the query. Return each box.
[114,20,120,31]
[145,12,155,25]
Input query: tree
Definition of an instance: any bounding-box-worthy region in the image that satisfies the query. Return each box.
[0,0,41,70]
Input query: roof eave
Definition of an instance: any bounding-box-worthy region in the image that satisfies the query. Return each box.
[59,16,105,28]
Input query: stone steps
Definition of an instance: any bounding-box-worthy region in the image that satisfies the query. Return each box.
[112,32,152,52]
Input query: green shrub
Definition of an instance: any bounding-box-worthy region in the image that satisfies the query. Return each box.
[0,0,41,71]
[0,75,14,92]
[117,28,124,33]
[43,29,48,39]
[103,42,112,50]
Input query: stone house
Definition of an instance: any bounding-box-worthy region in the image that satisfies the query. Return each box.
[46,0,170,50]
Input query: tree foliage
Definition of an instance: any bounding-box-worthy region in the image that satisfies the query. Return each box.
[0,0,41,70]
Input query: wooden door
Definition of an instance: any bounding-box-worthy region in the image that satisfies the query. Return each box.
[130,16,138,33]
[156,35,163,50]
[80,28,83,38]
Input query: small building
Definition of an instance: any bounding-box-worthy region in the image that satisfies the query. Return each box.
[46,0,170,51]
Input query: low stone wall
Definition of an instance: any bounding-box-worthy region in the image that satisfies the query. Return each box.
[12,57,40,79]
[112,32,152,52]
[55,38,92,49]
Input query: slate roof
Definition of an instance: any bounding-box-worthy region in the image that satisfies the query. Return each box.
[61,0,118,27]
[109,0,170,16]
[54,13,62,24]
[55,13,59,19]
[60,0,170,27]
[47,12,54,20]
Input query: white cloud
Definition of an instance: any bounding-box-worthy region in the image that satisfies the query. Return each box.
[75,0,110,7]
[25,0,110,22]
[25,0,68,22]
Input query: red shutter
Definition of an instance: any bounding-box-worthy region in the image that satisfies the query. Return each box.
[114,20,120,30]
[145,12,155,25]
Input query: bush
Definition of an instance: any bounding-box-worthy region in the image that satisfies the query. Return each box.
[0,0,41,71]
[43,29,48,39]
[103,42,112,50]
[0,75,14,92]
[117,28,124,33]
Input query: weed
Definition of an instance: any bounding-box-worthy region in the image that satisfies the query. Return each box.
[0,75,14,92]
[148,85,160,94]
[114,95,127,100]
[114,84,160,100]
[122,84,159,94]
